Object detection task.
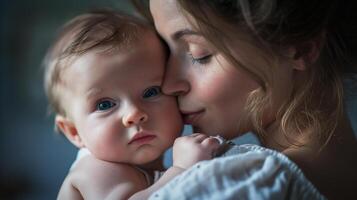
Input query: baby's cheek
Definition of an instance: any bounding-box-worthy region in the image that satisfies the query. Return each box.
[156,107,182,143]
[159,97,181,118]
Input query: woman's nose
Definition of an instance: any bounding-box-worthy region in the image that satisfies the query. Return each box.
[162,54,190,96]
[122,106,148,127]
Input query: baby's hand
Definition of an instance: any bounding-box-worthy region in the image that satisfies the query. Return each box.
[172,133,221,169]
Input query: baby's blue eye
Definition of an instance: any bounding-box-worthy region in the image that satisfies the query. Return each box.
[96,100,116,111]
[143,86,161,99]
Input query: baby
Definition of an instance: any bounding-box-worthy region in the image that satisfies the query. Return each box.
[43,10,220,199]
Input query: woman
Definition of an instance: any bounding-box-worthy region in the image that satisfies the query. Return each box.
[133,0,357,199]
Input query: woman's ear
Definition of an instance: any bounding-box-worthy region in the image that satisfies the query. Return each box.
[292,33,325,71]
[55,115,84,148]
[291,50,307,71]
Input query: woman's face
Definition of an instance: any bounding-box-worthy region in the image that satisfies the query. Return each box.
[150,0,265,139]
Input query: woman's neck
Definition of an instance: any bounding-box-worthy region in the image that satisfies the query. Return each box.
[262,120,315,153]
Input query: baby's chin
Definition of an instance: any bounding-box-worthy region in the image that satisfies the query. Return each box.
[129,149,164,166]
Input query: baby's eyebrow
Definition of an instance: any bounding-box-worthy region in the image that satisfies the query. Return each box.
[85,88,103,100]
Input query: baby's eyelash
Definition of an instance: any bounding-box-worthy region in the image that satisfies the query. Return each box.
[142,86,162,99]
[95,99,117,111]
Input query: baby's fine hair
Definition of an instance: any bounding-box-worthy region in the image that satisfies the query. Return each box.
[43,9,151,117]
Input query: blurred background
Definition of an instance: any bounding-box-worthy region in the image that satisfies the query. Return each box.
[0,0,356,200]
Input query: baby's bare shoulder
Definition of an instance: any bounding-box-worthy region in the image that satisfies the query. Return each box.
[59,155,147,200]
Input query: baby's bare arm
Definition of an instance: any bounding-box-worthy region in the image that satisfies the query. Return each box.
[57,156,147,200]
[57,175,83,200]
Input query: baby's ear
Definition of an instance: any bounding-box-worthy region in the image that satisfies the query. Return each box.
[55,115,84,148]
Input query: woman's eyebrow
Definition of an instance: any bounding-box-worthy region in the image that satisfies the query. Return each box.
[172,29,199,41]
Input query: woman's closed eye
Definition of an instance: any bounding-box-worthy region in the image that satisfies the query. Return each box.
[96,99,117,111]
[187,41,213,65]
[189,53,212,65]
[143,86,162,99]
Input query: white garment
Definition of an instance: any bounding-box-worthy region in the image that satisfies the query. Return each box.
[149,144,325,200]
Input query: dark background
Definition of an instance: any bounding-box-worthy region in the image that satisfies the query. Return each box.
[0,1,356,200]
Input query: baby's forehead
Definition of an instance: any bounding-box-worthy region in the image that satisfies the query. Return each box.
[59,25,164,77]
[87,28,162,57]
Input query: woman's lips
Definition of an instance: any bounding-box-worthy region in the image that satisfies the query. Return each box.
[182,109,205,124]
[128,132,156,145]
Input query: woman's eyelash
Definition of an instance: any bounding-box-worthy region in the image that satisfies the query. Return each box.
[189,54,212,65]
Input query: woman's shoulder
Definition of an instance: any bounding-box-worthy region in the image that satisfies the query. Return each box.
[223,144,325,199]
[149,144,326,200]
[220,144,308,180]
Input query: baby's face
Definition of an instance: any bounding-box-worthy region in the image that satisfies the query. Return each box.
[61,30,183,165]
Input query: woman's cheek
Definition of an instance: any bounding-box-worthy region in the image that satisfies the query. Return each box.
[200,73,228,101]
[196,62,237,102]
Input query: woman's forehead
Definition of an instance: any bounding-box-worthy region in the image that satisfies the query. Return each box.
[150,0,179,20]
[150,0,196,40]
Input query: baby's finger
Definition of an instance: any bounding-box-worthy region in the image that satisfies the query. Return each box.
[192,134,209,143]
[189,133,201,137]
[201,137,221,149]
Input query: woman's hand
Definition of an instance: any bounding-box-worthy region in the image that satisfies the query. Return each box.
[172,133,221,169]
